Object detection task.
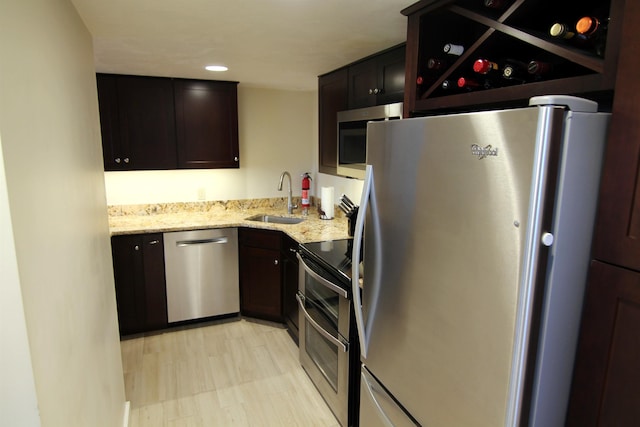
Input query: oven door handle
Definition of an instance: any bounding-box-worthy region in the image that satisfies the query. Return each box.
[296,253,348,299]
[296,292,348,353]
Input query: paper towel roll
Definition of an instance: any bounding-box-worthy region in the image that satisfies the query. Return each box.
[321,186,334,219]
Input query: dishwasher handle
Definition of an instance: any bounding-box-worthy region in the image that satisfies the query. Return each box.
[176,237,228,247]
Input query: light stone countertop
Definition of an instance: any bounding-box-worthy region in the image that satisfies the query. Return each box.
[108,198,351,244]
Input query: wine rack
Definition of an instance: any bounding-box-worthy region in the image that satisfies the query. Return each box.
[402,0,622,115]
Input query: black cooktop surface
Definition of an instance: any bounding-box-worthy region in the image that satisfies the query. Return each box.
[300,238,355,284]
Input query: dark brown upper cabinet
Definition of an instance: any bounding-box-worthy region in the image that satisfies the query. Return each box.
[96,73,239,171]
[318,44,405,176]
[348,44,406,109]
[98,74,177,170]
[318,68,349,175]
[174,79,239,169]
[401,0,621,116]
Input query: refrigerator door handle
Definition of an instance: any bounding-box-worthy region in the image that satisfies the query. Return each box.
[507,104,564,426]
[352,165,370,356]
[361,367,418,427]
[362,370,395,427]
[353,164,383,357]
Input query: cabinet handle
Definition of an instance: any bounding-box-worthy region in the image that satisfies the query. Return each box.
[115,158,121,163]
[274,259,279,265]
[148,240,159,245]
[134,245,140,251]
[123,157,130,163]
[234,156,239,162]
[368,88,374,95]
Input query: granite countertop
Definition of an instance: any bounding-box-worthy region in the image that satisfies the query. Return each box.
[108,198,351,244]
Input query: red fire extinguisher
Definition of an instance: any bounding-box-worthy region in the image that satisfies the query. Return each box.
[301,173,311,215]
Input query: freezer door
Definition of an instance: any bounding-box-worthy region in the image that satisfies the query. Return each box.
[359,107,565,426]
[360,365,418,427]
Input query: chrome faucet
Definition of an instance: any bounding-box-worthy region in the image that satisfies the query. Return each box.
[278,171,298,214]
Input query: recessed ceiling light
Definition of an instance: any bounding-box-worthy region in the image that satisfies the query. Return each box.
[205,65,228,72]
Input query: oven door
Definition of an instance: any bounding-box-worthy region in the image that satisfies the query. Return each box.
[297,253,350,426]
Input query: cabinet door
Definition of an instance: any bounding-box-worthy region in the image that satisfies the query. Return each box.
[174,79,239,169]
[348,58,379,109]
[96,74,122,170]
[375,45,406,106]
[111,233,167,335]
[347,45,406,109]
[239,245,282,321]
[591,0,640,271]
[141,234,168,331]
[282,235,300,342]
[111,235,146,335]
[318,68,348,175]
[566,261,640,426]
[116,75,177,170]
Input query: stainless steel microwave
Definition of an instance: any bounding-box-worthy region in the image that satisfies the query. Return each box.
[336,102,403,179]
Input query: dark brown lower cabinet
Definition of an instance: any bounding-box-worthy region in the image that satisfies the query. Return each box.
[566,261,640,426]
[238,228,283,322]
[111,233,168,335]
[282,235,299,343]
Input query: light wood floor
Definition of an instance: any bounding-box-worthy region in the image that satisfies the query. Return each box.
[121,317,340,427]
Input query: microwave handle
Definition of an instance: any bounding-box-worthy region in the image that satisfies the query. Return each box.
[296,253,348,299]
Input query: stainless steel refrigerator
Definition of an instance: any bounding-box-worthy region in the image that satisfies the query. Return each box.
[351,96,610,427]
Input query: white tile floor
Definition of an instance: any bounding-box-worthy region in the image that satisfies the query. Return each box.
[121,317,340,427]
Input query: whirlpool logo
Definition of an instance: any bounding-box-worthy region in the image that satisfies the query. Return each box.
[471,144,498,159]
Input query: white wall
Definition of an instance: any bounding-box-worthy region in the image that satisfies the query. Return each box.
[0,0,126,426]
[0,136,41,426]
[104,86,364,207]
[315,173,365,209]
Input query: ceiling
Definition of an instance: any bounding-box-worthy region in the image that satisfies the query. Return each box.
[71,0,416,91]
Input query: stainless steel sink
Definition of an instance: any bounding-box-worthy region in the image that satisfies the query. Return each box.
[245,214,305,225]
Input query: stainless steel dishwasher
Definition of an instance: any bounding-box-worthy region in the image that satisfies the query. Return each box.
[163,228,239,323]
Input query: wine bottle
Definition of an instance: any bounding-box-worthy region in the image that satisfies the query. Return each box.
[527,60,554,79]
[483,0,506,9]
[457,77,482,90]
[501,59,529,82]
[473,58,500,75]
[502,65,525,82]
[427,58,448,70]
[576,16,606,37]
[443,43,465,56]
[576,16,608,56]
[549,22,588,43]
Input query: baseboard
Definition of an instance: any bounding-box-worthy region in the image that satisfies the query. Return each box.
[122,401,130,427]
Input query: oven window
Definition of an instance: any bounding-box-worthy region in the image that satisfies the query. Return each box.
[305,317,339,392]
[301,267,344,392]
[305,274,340,329]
